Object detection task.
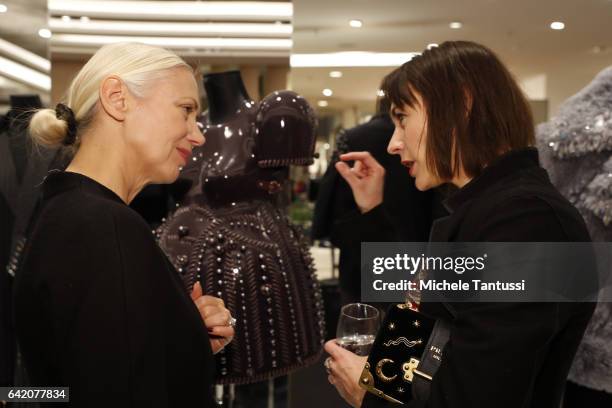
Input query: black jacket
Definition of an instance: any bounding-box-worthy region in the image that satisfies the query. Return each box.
[312,114,435,302]
[13,171,215,407]
[343,148,595,408]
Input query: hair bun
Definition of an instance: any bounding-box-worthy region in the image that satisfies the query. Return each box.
[29,108,69,148]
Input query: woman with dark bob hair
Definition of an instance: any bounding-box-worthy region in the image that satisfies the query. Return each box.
[323,41,595,407]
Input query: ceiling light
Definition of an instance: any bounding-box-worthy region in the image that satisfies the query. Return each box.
[329,70,343,78]
[376,89,385,97]
[349,19,363,28]
[0,76,15,87]
[48,1,293,22]
[550,21,565,30]
[80,16,90,23]
[38,28,52,39]
[51,46,289,58]
[61,15,71,22]
[0,38,51,72]
[427,43,439,49]
[0,55,51,91]
[0,4,7,13]
[291,52,419,67]
[50,34,292,50]
[449,21,463,29]
[322,89,333,97]
[317,100,329,107]
[48,18,292,37]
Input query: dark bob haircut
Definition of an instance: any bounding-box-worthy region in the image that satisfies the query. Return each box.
[384,41,535,180]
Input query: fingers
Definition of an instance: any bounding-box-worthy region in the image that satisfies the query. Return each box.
[190,281,202,301]
[210,336,233,354]
[192,290,226,309]
[210,325,235,339]
[194,296,226,314]
[339,151,384,172]
[198,307,231,327]
[200,295,225,308]
[193,295,232,329]
[324,339,354,361]
[335,161,362,189]
[190,291,235,355]
[324,339,341,358]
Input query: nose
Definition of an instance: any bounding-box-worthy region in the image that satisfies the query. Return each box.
[188,121,206,147]
[387,126,404,155]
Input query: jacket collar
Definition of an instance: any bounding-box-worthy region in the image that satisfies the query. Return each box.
[443,147,541,213]
[42,170,125,205]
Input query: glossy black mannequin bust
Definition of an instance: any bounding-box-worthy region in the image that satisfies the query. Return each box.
[157,71,324,386]
[204,70,252,124]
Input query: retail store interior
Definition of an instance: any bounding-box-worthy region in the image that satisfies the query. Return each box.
[1,1,611,407]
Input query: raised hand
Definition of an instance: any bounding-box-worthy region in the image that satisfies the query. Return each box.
[335,151,385,214]
[191,282,235,354]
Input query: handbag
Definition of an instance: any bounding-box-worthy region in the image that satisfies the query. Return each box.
[358,302,449,404]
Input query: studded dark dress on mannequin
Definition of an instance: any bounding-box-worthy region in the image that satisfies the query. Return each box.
[156,72,325,395]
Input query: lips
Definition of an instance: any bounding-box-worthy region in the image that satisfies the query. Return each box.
[402,160,416,177]
[176,147,191,164]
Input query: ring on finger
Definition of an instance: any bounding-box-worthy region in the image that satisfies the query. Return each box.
[324,357,332,374]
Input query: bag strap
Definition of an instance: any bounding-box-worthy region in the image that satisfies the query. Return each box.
[411,318,450,401]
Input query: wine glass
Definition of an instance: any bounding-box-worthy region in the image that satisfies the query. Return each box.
[336,303,380,356]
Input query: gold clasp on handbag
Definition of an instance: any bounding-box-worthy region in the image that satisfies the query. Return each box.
[401,357,420,382]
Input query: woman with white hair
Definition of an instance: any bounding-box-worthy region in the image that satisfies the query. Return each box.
[13,42,234,407]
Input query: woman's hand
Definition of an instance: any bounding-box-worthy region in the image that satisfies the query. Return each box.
[324,339,368,408]
[335,152,385,214]
[191,282,235,354]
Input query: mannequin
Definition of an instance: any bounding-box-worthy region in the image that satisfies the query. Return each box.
[537,66,612,406]
[156,71,324,406]
[204,70,251,123]
[1,94,48,392]
[5,95,43,182]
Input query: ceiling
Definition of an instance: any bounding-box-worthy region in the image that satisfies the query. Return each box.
[0,0,47,105]
[290,0,612,116]
[0,0,47,57]
[1,0,612,116]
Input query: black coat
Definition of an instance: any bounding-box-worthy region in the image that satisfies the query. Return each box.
[343,148,595,408]
[13,171,215,407]
[312,114,436,302]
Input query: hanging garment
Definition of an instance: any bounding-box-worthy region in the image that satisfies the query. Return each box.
[537,65,612,394]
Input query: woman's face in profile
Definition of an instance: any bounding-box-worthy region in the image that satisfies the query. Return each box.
[388,92,442,191]
[124,67,205,184]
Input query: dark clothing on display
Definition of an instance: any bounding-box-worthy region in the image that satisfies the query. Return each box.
[0,134,16,387]
[0,194,14,387]
[13,171,215,407]
[2,96,47,388]
[335,148,596,408]
[536,65,612,402]
[312,114,435,303]
[564,381,612,407]
[157,78,324,387]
